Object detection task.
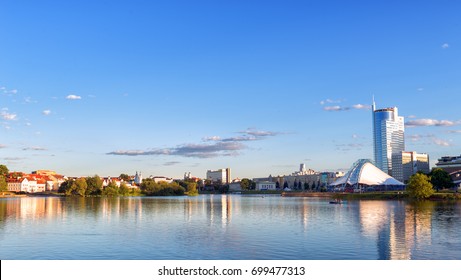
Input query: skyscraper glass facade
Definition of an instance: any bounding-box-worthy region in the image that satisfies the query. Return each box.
[372,102,405,175]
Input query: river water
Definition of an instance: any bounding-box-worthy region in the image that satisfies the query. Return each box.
[0,195,460,260]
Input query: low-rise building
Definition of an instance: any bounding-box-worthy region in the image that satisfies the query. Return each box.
[150,176,174,184]
[435,155,461,173]
[256,181,277,191]
[7,178,30,192]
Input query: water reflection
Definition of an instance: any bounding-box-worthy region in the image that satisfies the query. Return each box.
[0,196,460,259]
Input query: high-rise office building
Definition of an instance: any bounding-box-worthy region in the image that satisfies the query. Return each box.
[372,100,405,176]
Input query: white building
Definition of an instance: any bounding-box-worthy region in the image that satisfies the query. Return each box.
[256,181,277,191]
[134,171,143,185]
[7,178,30,192]
[150,176,173,184]
[206,168,231,184]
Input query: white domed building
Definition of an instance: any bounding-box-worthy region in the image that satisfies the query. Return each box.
[330,159,405,192]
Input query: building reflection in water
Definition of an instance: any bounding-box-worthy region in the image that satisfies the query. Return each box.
[1,196,457,259]
[358,200,433,260]
[203,195,234,229]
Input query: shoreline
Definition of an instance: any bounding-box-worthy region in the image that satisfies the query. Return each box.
[2,191,461,201]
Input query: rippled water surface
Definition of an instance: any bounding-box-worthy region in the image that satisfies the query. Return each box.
[1,195,460,259]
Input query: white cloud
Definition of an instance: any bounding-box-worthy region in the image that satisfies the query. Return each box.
[23,146,47,151]
[323,105,347,111]
[405,118,460,127]
[442,43,450,49]
[320,99,342,105]
[66,94,82,100]
[352,104,371,110]
[432,138,451,147]
[1,109,17,121]
[417,88,424,92]
[0,144,6,148]
[109,128,281,158]
[240,129,280,137]
[407,134,452,147]
[108,141,245,158]
[42,110,51,116]
[203,136,221,141]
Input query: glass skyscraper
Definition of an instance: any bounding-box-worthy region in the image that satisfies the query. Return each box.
[372,100,405,176]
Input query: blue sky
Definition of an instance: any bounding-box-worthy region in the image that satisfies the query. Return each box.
[1,0,460,179]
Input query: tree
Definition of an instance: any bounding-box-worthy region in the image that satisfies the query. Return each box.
[74,178,88,197]
[0,164,9,177]
[407,173,434,200]
[283,181,289,189]
[59,178,87,196]
[119,182,131,196]
[102,182,120,196]
[0,164,8,191]
[240,178,252,191]
[86,175,103,195]
[119,173,131,181]
[140,179,185,196]
[304,182,309,191]
[430,168,453,191]
[0,176,7,192]
[186,182,198,196]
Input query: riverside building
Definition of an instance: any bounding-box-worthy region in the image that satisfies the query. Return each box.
[435,155,461,173]
[372,100,405,176]
[206,168,231,184]
[392,151,430,183]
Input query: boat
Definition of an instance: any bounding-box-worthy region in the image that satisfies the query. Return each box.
[329,199,342,204]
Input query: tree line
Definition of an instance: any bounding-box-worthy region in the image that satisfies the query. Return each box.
[407,168,457,200]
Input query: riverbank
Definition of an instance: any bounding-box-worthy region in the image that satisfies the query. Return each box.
[281,191,461,201]
[2,190,461,201]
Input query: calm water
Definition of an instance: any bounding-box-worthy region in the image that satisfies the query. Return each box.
[0,195,460,260]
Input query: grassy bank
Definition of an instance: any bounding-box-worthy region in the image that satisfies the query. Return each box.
[333,191,461,201]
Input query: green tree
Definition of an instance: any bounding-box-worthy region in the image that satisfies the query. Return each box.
[430,168,453,191]
[102,182,120,196]
[58,179,74,196]
[240,178,252,191]
[0,164,9,177]
[186,182,198,196]
[140,179,185,196]
[119,182,131,196]
[74,178,88,197]
[119,173,131,181]
[0,164,8,191]
[86,175,103,195]
[59,178,87,196]
[0,176,7,192]
[407,173,434,200]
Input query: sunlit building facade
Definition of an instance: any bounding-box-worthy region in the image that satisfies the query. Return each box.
[206,168,231,184]
[372,101,405,176]
[392,151,430,183]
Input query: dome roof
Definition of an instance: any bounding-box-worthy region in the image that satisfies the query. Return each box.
[330,159,404,186]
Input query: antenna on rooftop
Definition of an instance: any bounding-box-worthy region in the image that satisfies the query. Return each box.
[372,95,376,111]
